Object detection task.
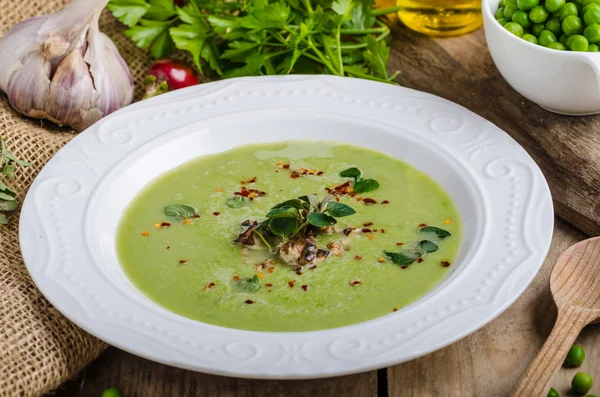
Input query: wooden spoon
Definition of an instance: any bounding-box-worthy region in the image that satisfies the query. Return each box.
[512,237,600,397]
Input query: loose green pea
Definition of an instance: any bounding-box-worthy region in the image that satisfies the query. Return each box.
[504,0,518,4]
[584,23,600,41]
[539,29,558,44]
[548,41,567,48]
[497,17,508,25]
[546,18,563,34]
[589,42,600,49]
[517,0,539,10]
[505,3,520,19]
[546,0,566,12]
[532,22,546,35]
[565,345,586,367]
[496,6,506,18]
[530,5,551,22]
[563,15,584,34]
[584,9,600,24]
[522,33,539,42]
[102,388,123,397]
[560,33,569,43]
[570,33,590,49]
[513,10,533,27]
[572,372,593,395]
[548,388,560,397]
[505,21,525,35]
[560,2,580,19]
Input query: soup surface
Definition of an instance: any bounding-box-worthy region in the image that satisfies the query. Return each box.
[117,141,461,331]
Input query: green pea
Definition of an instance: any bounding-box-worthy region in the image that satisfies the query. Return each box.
[583,2,600,15]
[548,387,560,397]
[530,5,551,22]
[589,43,600,50]
[560,2,580,19]
[505,3,520,20]
[582,0,600,5]
[539,29,558,44]
[513,10,533,27]
[584,23,600,42]
[548,41,567,48]
[101,388,123,397]
[546,0,566,12]
[562,15,583,35]
[532,22,545,35]
[546,18,563,34]
[496,6,506,18]
[572,372,593,395]
[570,33,590,50]
[584,9,600,24]
[560,33,569,43]
[497,17,508,25]
[504,0,518,4]
[517,0,539,10]
[564,345,586,367]
[505,21,525,36]
[521,33,538,42]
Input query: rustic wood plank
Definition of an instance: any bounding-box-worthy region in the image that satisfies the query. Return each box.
[49,349,378,397]
[388,218,592,396]
[387,26,600,236]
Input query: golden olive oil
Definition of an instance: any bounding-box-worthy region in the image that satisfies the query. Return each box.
[396,0,483,37]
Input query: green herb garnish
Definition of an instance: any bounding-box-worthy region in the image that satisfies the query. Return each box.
[226,196,248,209]
[385,225,452,267]
[419,226,451,239]
[339,167,379,194]
[108,0,400,83]
[0,136,29,225]
[164,204,198,220]
[237,275,261,293]
[419,240,439,253]
[384,250,419,266]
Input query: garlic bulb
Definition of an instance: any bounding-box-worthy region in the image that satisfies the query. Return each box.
[0,0,133,132]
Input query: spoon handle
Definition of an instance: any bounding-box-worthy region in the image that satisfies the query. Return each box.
[511,306,591,397]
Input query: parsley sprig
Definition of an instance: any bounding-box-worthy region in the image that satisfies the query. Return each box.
[0,136,30,225]
[108,0,400,82]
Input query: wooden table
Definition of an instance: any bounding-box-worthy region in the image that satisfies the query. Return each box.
[50,25,600,397]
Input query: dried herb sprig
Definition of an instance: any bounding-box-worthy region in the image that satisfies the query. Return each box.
[0,136,30,225]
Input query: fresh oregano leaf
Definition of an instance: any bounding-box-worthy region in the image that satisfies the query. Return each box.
[419,226,451,239]
[272,198,305,209]
[164,204,198,220]
[269,217,298,237]
[237,275,261,293]
[419,240,439,253]
[266,207,298,218]
[340,167,363,181]
[307,212,337,227]
[226,196,248,209]
[298,194,320,210]
[326,201,356,217]
[384,250,420,266]
[353,178,379,193]
[0,200,18,212]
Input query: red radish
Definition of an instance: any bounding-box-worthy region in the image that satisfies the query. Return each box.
[143,59,200,99]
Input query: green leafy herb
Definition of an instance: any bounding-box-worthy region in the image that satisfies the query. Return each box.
[0,136,29,225]
[226,196,248,209]
[384,250,420,266]
[339,167,362,181]
[326,201,356,217]
[269,217,298,237]
[236,275,261,292]
[108,0,401,83]
[353,178,379,193]
[164,204,198,220]
[419,240,439,253]
[307,212,337,227]
[419,226,451,239]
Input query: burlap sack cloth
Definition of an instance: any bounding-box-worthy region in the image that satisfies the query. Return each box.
[0,1,154,396]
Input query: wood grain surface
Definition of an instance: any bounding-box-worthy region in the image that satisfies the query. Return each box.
[48,24,600,397]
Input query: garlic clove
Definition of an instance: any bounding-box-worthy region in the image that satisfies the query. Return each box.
[6,52,52,121]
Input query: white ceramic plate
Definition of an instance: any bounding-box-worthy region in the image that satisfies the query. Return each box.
[20,75,553,379]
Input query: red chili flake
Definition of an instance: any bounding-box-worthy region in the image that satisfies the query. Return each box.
[265,283,273,287]
[166,246,171,250]
[275,170,279,173]
[268,290,272,293]
[362,228,372,233]
[350,280,362,286]
[401,265,408,269]
[205,282,216,290]
[354,255,362,260]
[161,222,171,228]
[268,266,275,273]
[291,172,299,179]
[179,260,187,264]
[381,229,386,233]
[373,229,379,232]
[213,212,220,216]
[241,176,257,184]
[244,299,254,304]
[441,261,451,267]
[288,280,296,288]
[296,270,303,276]
[418,223,427,228]
[417,258,424,263]
[396,242,404,246]
[193,214,201,218]
[363,222,374,227]
[301,285,308,291]
[381,200,390,205]
[350,193,357,197]
[282,164,290,169]
[355,198,362,202]
[335,197,340,202]
[363,198,377,205]
[317,171,324,176]
[392,308,398,312]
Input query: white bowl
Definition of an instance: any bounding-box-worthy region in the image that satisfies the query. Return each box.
[19,75,553,378]
[483,0,600,115]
